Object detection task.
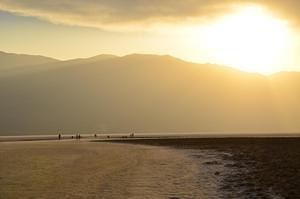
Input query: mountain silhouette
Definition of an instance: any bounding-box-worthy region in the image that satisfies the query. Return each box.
[0,51,58,74]
[0,52,299,135]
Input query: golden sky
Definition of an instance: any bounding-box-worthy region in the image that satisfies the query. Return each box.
[1,0,300,74]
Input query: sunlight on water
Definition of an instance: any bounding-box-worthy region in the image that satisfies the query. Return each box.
[0,141,206,199]
[0,139,297,199]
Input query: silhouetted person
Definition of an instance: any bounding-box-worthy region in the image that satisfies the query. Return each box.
[58,133,61,140]
[94,134,97,138]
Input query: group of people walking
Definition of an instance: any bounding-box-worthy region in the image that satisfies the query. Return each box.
[57,132,135,140]
[74,134,81,139]
[58,133,81,140]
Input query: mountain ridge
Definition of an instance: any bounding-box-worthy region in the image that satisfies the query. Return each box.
[0,51,300,135]
[1,50,299,76]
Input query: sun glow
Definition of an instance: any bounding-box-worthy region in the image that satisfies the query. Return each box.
[194,6,292,74]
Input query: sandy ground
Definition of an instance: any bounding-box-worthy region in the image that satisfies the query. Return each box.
[0,140,205,199]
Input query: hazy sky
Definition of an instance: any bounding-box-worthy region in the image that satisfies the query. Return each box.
[1,0,300,74]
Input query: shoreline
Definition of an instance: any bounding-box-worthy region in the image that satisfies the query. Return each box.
[97,136,300,149]
[1,133,300,143]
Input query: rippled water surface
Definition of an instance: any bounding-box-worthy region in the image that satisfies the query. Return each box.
[0,141,206,199]
[0,138,299,198]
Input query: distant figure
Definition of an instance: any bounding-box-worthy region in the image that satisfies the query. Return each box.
[71,136,74,139]
[78,134,81,139]
[107,135,110,139]
[58,134,61,140]
[94,134,97,138]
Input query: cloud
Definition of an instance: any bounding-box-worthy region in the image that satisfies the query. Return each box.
[0,0,299,30]
[261,0,300,25]
[0,0,234,29]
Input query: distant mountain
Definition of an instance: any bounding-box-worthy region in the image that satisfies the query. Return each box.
[0,52,118,77]
[0,51,58,68]
[0,52,299,135]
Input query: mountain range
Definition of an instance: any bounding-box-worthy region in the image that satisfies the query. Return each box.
[0,51,299,135]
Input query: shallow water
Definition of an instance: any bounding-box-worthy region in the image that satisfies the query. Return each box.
[0,141,205,199]
[0,138,299,198]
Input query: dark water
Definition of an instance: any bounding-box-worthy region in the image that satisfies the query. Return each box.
[112,138,300,199]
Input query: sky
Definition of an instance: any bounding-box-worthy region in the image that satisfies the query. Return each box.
[1,0,300,74]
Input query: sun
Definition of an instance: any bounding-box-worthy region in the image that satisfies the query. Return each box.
[200,5,291,74]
